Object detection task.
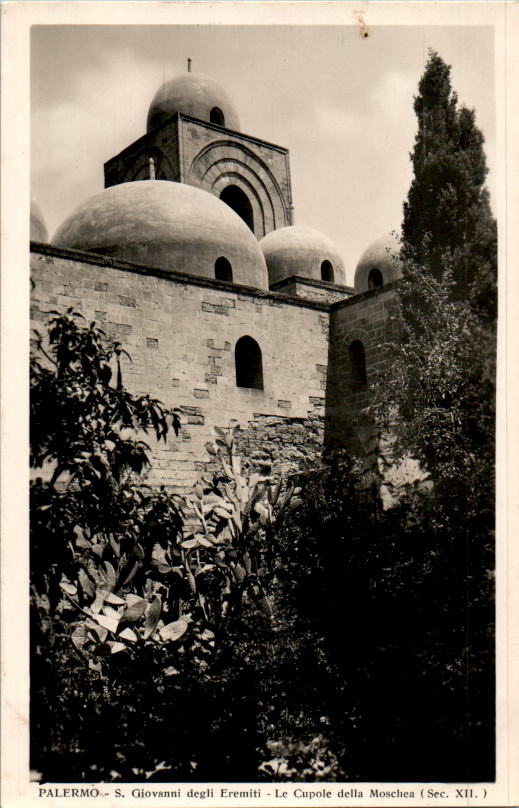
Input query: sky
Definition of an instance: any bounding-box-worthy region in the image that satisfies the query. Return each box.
[31,24,495,285]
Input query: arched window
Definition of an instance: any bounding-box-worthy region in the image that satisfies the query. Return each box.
[215,257,233,282]
[368,267,383,289]
[349,340,367,388]
[220,185,254,232]
[321,260,334,282]
[235,336,264,390]
[210,107,225,126]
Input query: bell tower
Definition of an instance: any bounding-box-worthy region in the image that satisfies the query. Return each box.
[104,66,294,240]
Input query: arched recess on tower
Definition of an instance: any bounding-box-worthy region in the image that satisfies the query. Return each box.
[187,141,291,238]
[220,185,254,232]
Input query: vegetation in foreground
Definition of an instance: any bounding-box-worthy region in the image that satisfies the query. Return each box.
[30,51,495,783]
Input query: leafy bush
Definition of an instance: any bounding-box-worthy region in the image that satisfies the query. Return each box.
[31,312,311,781]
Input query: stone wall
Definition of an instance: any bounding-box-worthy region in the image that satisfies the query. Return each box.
[326,285,398,449]
[272,276,354,304]
[31,244,330,492]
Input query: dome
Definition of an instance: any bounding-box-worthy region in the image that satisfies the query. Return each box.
[147,73,240,132]
[259,226,346,288]
[30,198,48,242]
[52,180,268,289]
[354,233,402,294]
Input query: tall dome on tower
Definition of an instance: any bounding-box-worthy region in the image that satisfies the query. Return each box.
[52,180,268,289]
[147,72,240,132]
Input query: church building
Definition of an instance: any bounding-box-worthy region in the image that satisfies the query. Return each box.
[30,68,402,490]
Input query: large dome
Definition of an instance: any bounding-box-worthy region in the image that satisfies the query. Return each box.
[52,180,268,289]
[30,198,48,242]
[354,233,402,294]
[259,226,346,288]
[147,73,240,132]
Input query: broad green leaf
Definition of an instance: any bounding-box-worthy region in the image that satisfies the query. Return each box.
[121,597,147,623]
[59,581,77,596]
[151,542,168,566]
[103,592,126,606]
[159,618,189,642]
[108,641,127,655]
[214,508,232,520]
[102,604,122,620]
[195,564,215,576]
[94,613,120,634]
[157,564,172,574]
[78,569,95,598]
[232,508,243,532]
[88,626,108,643]
[71,624,87,651]
[195,534,214,548]
[102,561,117,590]
[121,560,140,585]
[118,627,138,643]
[187,571,197,594]
[75,536,92,550]
[126,593,144,606]
[91,591,105,614]
[143,596,162,640]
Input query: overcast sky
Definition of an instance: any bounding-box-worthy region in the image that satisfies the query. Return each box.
[31,24,495,285]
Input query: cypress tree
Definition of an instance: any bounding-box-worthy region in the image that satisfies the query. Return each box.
[402,50,497,316]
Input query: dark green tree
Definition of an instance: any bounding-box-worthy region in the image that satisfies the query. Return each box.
[402,50,497,316]
[362,51,496,779]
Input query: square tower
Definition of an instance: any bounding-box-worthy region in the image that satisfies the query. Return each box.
[104,71,293,240]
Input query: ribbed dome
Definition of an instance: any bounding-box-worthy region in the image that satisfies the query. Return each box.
[31,198,48,242]
[52,180,268,289]
[259,226,346,288]
[147,73,240,132]
[354,233,402,294]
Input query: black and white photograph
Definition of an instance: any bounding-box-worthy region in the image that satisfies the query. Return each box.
[1,2,518,806]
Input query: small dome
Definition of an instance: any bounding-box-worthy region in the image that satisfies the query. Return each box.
[354,233,402,294]
[259,226,346,288]
[147,73,240,132]
[52,180,268,289]
[30,198,48,242]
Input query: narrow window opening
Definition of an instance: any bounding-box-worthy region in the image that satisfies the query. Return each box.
[368,267,383,289]
[215,257,233,282]
[235,336,264,390]
[349,340,367,388]
[210,107,225,126]
[220,185,254,232]
[321,260,334,282]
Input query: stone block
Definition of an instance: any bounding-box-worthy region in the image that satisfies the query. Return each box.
[118,294,137,308]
